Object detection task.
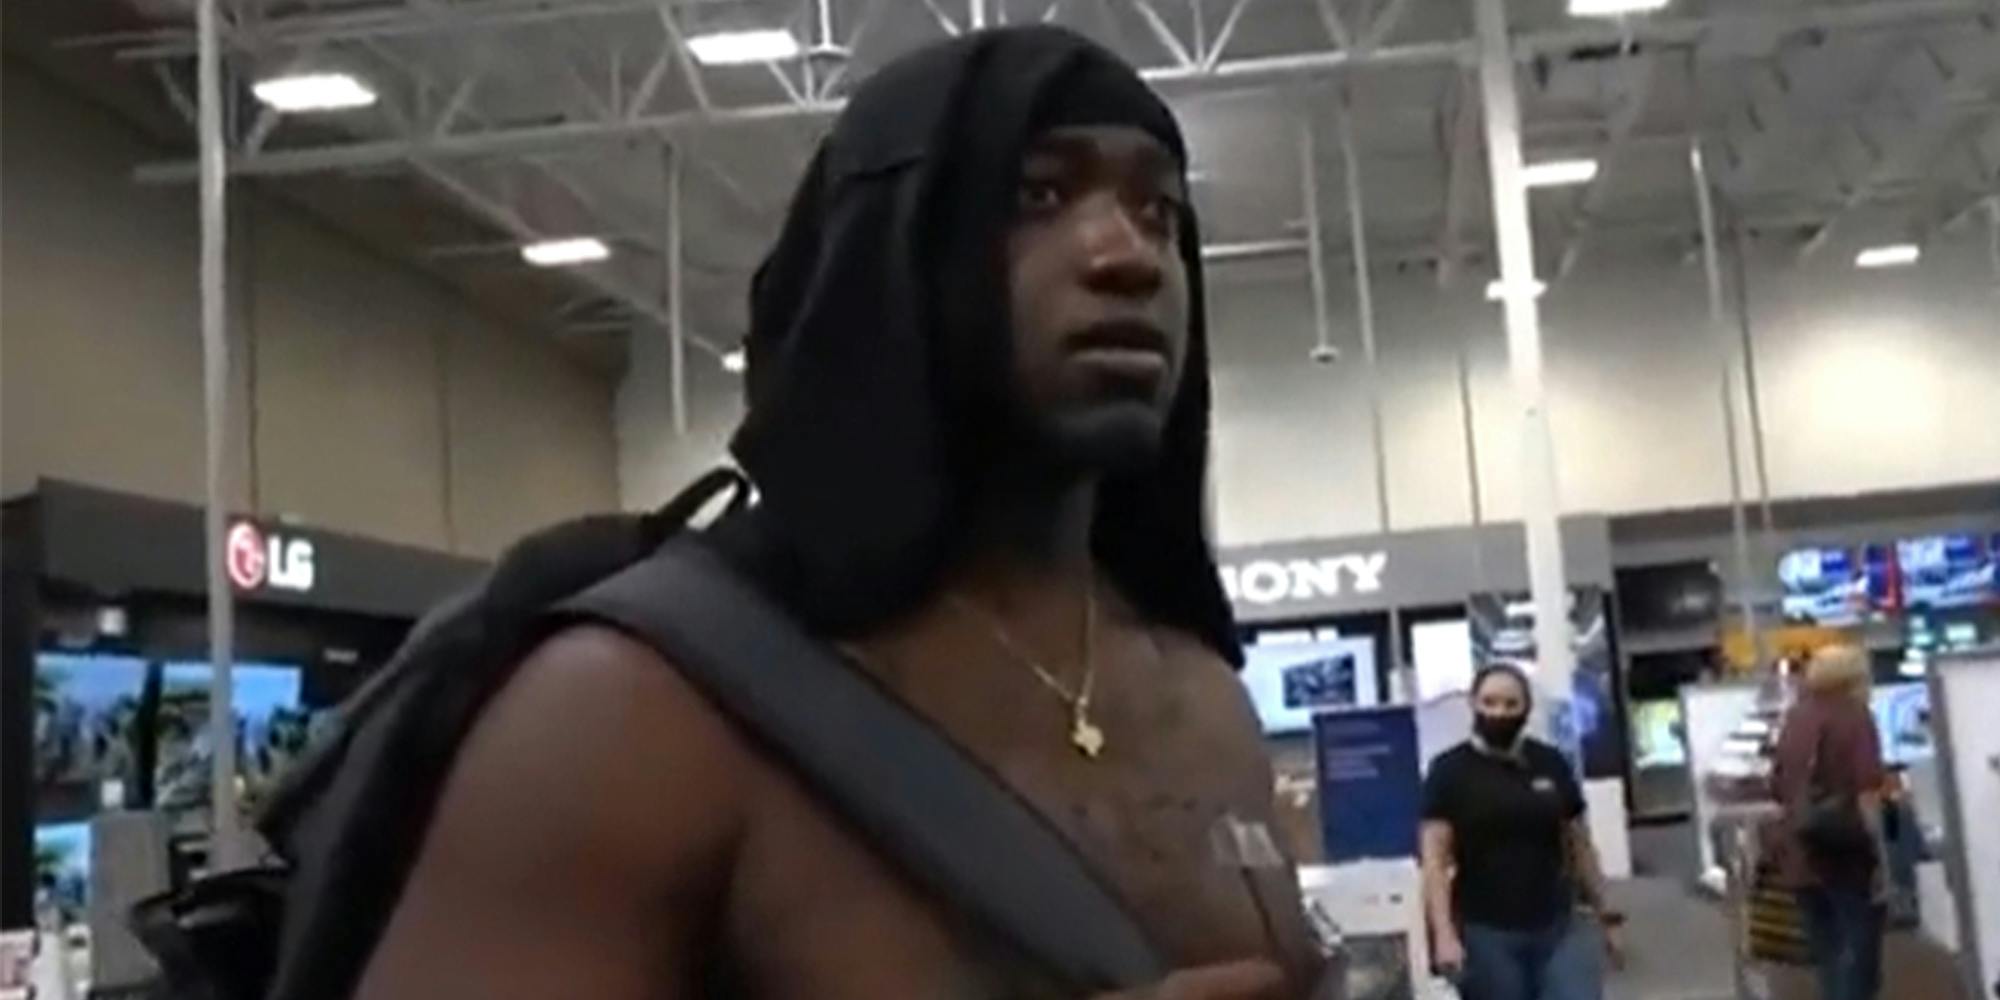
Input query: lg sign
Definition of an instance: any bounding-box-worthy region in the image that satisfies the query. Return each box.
[225,521,316,593]
[1220,553,1387,607]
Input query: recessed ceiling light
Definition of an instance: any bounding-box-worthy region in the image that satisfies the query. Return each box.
[1568,0,1672,16]
[251,72,377,112]
[521,237,611,267]
[721,349,748,374]
[1854,244,1921,269]
[1522,158,1600,188]
[686,29,801,66]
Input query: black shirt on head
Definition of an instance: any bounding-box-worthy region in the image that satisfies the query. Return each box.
[1421,739,1585,931]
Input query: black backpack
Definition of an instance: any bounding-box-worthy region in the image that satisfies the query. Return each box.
[131,469,1165,998]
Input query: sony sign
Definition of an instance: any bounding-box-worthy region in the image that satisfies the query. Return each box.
[225,521,316,594]
[1219,553,1388,607]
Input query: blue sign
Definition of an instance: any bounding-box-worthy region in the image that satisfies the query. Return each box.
[1314,705,1422,862]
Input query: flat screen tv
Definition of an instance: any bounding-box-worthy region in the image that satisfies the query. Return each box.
[1616,562,1722,633]
[1777,546,1868,625]
[32,822,91,924]
[1410,619,1474,703]
[1240,637,1378,736]
[1872,681,1933,765]
[1896,534,1995,611]
[33,652,150,816]
[154,662,308,814]
[1629,699,1687,770]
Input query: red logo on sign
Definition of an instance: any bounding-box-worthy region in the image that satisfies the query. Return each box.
[226,521,267,590]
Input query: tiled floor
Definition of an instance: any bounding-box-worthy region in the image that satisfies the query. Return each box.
[1604,876,1970,1000]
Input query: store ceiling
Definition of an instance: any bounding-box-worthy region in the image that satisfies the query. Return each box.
[8,0,2000,375]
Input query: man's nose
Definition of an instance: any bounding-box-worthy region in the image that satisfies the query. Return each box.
[1077,194,1165,299]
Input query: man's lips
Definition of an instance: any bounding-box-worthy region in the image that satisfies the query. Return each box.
[1065,320,1173,383]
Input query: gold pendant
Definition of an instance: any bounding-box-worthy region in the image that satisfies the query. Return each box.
[1071,713,1106,759]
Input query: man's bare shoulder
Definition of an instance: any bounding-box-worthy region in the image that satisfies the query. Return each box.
[357,625,757,998]
[418,624,763,893]
[467,623,759,837]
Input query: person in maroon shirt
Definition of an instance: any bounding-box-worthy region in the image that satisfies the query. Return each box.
[1771,645,1888,1000]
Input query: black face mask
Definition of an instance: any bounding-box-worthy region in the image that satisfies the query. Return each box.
[1474,712,1528,749]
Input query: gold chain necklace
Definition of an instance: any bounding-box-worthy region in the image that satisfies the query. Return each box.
[947,585,1106,759]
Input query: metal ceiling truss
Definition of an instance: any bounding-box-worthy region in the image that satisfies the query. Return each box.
[103,0,2000,338]
[130,0,1994,186]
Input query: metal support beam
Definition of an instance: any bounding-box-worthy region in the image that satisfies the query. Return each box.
[1312,0,1352,50]
[666,147,689,435]
[422,159,722,358]
[195,0,244,873]
[1472,0,1574,707]
[1203,0,1258,72]
[153,62,199,126]
[654,1,713,112]
[1692,139,1761,665]
[1988,199,2000,287]
[433,72,483,136]
[763,59,809,108]
[1438,69,1481,287]
[1360,0,1418,51]
[1336,93,1391,532]
[133,0,2000,185]
[921,0,965,37]
[1202,238,1309,262]
[243,107,283,155]
[1299,119,1336,365]
[1556,54,1662,280]
[1129,0,1196,68]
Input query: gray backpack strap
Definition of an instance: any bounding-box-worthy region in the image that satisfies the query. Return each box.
[554,537,1166,991]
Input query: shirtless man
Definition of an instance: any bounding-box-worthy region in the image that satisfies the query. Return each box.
[358,27,1320,999]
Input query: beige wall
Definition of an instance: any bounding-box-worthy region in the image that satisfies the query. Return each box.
[616,218,2000,541]
[1,62,618,557]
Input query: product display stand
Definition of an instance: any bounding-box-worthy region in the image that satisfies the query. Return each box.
[1929,647,2000,1000]
[1713,801,1782,1000]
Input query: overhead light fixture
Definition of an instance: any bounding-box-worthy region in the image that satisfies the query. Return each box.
[686,29,801,66]
[521,237,611,267]
[1486,278,1548,301]
[1522,158,1601,188]
[721,349,748,374]
[251,72,377,112]
[1568,0,1672,15]
[1854,243,1921,269]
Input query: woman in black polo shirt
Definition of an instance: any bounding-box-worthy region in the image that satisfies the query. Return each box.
[1419,663,1620,1000]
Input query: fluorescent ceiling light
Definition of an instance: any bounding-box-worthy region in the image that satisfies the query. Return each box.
[1486,278,1547,301]
[252,72,377,112]
[721,349,748,374]
[1854,243,1921,269]
[1522,158,1601,188]
[520,237,610,267]
[1568,0,1672,15]
[686,29,801,66]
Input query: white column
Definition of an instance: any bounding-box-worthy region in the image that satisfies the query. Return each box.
[1471,0,1573,704]
[195,0,243,869]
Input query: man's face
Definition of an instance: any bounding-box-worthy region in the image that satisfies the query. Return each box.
[1003,124,1191,472]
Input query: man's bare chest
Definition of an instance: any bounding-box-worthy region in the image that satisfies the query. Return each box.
[721,726,1285,1000]
[722,622,1291,986]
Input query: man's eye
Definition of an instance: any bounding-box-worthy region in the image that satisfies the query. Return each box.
[1138,194,1182,233]
[1018,179,1065,212]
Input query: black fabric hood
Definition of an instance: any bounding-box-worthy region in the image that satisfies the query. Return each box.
[720,25,1240,667]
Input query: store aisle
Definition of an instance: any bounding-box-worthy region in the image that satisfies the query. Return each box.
[1606,878,1737,1000]
[1603,876,1972,1000]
